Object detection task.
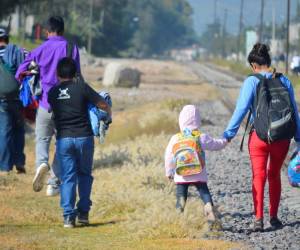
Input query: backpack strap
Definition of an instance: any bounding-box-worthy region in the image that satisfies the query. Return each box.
[240,110,252,152]
[66,41,74,58]
[239,74,266,152]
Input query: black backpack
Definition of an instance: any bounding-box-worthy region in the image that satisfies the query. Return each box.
[66,41,83,81]
[0,58,19,99]
[240,73,296,150]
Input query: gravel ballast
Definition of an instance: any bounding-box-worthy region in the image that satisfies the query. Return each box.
[197,98,300,250]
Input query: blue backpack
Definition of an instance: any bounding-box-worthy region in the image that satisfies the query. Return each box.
[288,151,300,187]
[88,91,112,143]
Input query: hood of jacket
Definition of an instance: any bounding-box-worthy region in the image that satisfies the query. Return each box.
[178,105,200,132]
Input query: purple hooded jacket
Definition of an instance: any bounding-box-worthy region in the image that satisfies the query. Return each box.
[16,36,80,110]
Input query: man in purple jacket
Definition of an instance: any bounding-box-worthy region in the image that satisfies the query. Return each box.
[16,16,81,196]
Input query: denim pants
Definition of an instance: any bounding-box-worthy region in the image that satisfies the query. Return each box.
[35,107,59,184]
[57,136,94,219]
[176,182,213,211]
[0,100,25,171]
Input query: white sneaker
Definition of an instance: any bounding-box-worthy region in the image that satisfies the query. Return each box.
[32,163,49,192]
[46,184,60,196]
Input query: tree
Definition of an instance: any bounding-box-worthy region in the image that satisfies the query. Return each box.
[1,0,195,57]
[125,0,195,57]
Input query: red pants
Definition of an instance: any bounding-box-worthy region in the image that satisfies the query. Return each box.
[248,131,290,219]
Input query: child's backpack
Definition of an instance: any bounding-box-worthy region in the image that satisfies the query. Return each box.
[252,73,296,142]
[288,151,300,187]
[172,129,205,176]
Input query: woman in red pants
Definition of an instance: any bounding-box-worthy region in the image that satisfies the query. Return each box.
[223,43,300,232]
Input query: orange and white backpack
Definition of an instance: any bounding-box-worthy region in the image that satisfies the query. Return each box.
[172,129,205,176]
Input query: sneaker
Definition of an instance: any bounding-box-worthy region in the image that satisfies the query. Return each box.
[204,202,216,222]
[252,218,264,232]
[64,217,75,228]
[77,212,89,225]
[270,217,283,230]
[16,165,26,174]
[46,184,60,196]
[32,163,49,192]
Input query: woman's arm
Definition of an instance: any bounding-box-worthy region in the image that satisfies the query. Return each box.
[223,76,257,140]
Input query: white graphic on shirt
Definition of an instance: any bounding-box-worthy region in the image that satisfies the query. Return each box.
[57,88,70,100]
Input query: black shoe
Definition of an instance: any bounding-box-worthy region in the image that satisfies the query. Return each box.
[64,217,75,228]
[16,165,26,174]
[252,219,264,232]
[77,212,89,225]
[270,217,283,230]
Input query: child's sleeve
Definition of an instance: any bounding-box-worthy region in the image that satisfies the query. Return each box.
[164,135,177,177]
[200,133,228,151]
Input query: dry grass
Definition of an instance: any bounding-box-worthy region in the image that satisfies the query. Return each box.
[0,60,240,249]
[0,117,238,249]
[93,132,215,240]
[82,59,199,87]
[104,99,188,144]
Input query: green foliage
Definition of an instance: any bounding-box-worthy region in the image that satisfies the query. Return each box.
[1,0,195,57]
[199,21,239,58]
[125,0,195,57]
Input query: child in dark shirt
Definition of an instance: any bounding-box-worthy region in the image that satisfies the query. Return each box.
[48,57,111,228]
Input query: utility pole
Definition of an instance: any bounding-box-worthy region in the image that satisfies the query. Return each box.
[258,0,265,42]
[72,0,77,13]
[272,0,276,41]
[222,8,228,58]
[286,0,290,74]
[237,0,244,61]
[87,0,94,54]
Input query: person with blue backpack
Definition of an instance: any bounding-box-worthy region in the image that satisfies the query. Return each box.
[16,16,81,196]
[0,27,26,174]
[223,43,300,232]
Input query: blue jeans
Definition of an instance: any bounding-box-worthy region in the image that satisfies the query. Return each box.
[0,100,25,171]
[57,136,94,219]
[176,183,213,211]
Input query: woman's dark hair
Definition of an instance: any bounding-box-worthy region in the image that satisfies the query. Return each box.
[57,57,77,79]
[46,16,64,34]
[247,43,271,67]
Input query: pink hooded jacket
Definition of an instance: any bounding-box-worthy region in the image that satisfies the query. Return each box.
[164,105,227,183]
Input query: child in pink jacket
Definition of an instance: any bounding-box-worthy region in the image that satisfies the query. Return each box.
[165,105,228,222]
